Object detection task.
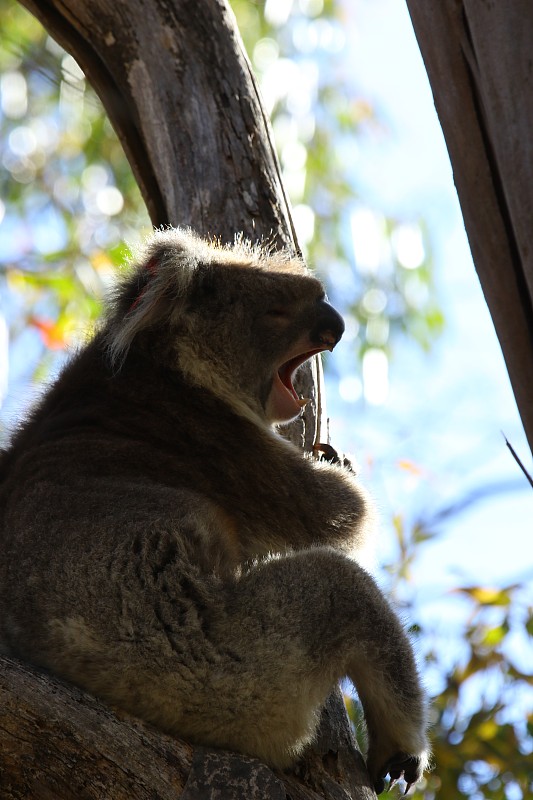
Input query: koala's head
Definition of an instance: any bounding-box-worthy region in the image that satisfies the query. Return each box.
[105,229,344,425]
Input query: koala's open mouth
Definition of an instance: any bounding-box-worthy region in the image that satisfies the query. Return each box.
[277,349,323,403]
[268,338,336,424]
[266,299,344,424]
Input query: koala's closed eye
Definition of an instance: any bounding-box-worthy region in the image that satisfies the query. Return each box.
[265,308,290,320]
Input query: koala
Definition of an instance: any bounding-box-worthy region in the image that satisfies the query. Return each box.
[0,229,429,794]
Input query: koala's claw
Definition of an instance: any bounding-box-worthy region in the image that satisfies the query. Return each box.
[373,753,422,796]
[313,442,355,473]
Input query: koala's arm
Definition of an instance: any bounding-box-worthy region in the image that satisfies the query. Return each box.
[205,421,373,561]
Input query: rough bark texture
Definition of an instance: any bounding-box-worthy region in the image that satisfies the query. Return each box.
[406,0,533,456]
[0,655,373,800]
[2,0,371,797]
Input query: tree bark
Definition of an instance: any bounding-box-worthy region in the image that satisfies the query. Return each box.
[405,0,533,457]
[0,655,372,800]
[2,1,371,797]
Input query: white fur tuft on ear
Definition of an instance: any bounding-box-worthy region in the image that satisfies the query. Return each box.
[104,228,205,368]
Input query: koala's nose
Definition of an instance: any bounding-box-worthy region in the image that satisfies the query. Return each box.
[310,299,345,350]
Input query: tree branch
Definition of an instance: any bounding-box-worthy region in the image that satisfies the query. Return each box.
[405,1,533,456]
[0,655,372,800]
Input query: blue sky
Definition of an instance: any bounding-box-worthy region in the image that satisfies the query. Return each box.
[324,0,533,596]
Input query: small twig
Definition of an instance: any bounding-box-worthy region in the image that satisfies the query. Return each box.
[502,432,533,489]
[313,354,323,454]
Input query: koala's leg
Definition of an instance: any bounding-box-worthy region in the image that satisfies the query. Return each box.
[197,547,429,792]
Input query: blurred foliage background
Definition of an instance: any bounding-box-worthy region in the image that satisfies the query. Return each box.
[0,0,531,797]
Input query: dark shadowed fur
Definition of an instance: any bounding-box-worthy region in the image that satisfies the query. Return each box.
[0,229,429,793]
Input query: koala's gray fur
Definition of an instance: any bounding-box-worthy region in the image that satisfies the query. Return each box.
[0,229,429,794]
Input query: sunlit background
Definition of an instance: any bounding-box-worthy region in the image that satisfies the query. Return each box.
[0,0,532,797]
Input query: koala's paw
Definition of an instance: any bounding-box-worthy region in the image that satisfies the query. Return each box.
[313,442,355,473]
[371,752,425,796]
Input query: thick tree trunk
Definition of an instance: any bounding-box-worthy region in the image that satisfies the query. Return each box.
[2,1,372,797]
[405,0,533,457]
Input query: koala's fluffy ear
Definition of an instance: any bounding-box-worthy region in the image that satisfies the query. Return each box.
[105,228,203,367]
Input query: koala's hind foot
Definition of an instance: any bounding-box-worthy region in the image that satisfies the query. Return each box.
[371,752,427,796]
[354,682,429,795]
